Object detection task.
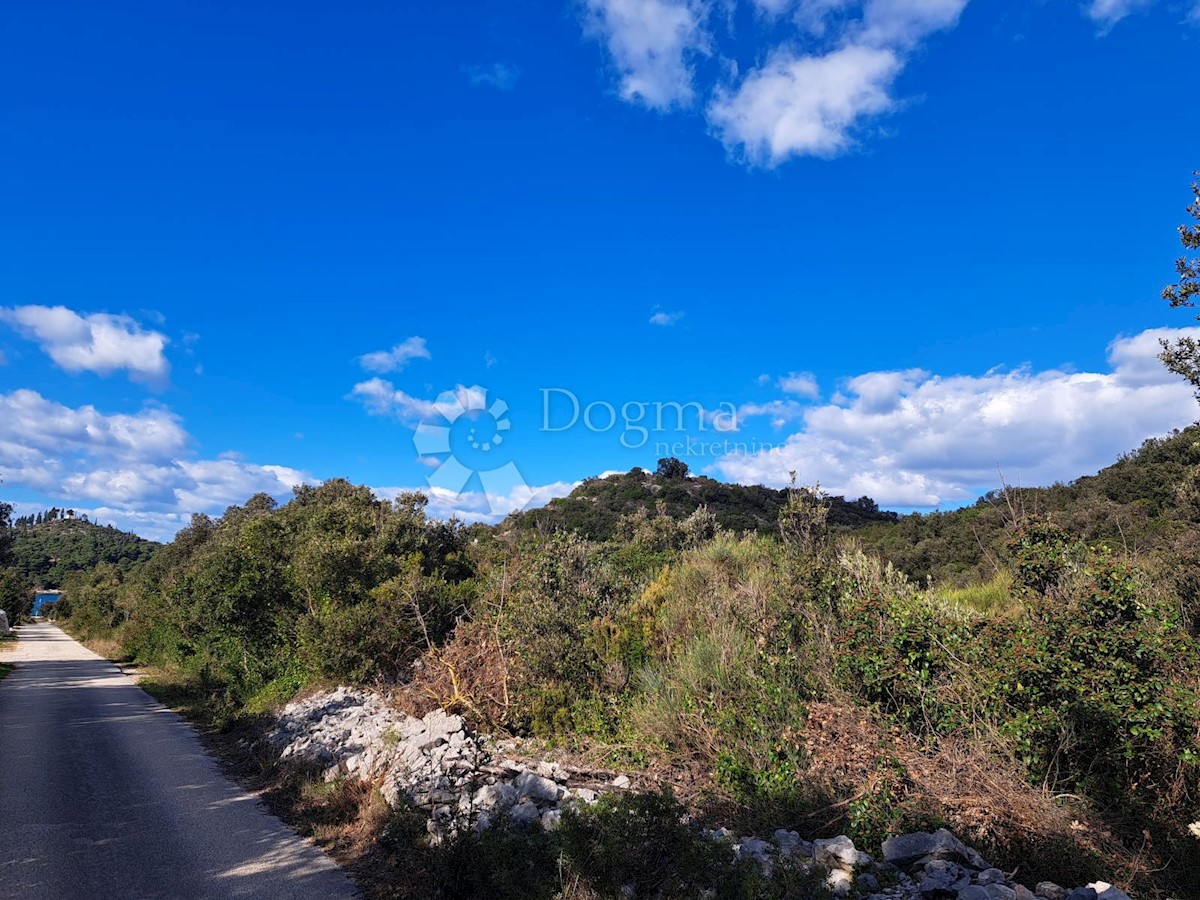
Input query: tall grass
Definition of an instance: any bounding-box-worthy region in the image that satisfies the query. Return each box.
[928,572,1021,617]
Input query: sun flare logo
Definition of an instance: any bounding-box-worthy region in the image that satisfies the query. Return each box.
[412,385,529,514]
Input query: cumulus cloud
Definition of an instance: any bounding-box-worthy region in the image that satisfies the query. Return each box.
[583,0,712,109]
[650,309,685,325]
[465,62,521,90]
[375,480,577,525]
[709,0,969,165]
[708,44,900,163]
[0,389,312,541]
[778,371,821,398]
[358,336,431,373]
[586,0,1184,165]
[714,326,1200,507]
[0,305,170,384]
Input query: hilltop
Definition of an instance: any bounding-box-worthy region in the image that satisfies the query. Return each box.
[502,461,898,539]
[11,515,158,589]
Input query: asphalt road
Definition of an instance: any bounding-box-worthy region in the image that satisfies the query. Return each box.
[0,623,359,899]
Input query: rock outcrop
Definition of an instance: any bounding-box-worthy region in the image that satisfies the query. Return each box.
[267,687,1135,900]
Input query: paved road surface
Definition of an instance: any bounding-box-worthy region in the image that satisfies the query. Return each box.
[0,623,359,899]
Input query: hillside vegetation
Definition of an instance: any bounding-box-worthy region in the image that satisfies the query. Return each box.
[859,427,1200,591]
[38,432,1200,898]
[12,515,158,588]
[504,463,897,539]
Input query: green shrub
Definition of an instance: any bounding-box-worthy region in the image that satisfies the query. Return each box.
[558,789,745,898]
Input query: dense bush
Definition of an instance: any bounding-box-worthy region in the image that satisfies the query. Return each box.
[55,481,475,723]
[836,521,1200,870]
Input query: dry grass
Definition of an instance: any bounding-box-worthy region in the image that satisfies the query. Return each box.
[797,701,1159,894]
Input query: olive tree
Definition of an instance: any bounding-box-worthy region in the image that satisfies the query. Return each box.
[1159,173,1200,397]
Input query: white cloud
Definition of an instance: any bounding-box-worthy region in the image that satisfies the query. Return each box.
[349,379,486,424]
[778,371,820,398]
[465,62,521,90]
[708,44,902,164]
[350,378,440,420]
[580,0,974,165]
[858,0,968,48]
[0,389,313,541]
[375,480,577,525]
[714,326,1200,507]
[1085,0,1153,30]
[0,305,170,384]
[583,0,1168,165]
[736,399,807,428]
[583,0,712,110]
[708,0,967,165]
[650,310,685,325]
[358,336,431,373]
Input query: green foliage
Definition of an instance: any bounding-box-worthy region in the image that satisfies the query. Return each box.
[629,536,825,815]
[1159,173,1200,397]
[0,501,12,566]
[9,515,157,588]
[655,457,691,479]
[505,467,897,542]
[0,566,33,625]
[858,425,1200,586]
[837,527,1200,810]
[427,820,563,900]
[55,481,475,723]
[58,563,127,637]
[557,789,747,898]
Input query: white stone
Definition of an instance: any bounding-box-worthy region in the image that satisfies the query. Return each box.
[813,835,860,871]
[473,783,517,810]
[508,800,540,826]
[514,770,561,803]
[826,868,853,897]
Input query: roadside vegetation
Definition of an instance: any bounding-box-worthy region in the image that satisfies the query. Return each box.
[11,426,1197,898]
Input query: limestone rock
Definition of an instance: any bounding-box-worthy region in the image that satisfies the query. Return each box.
[814,835,865,871]
[513,770,561,803]
[882,828,988,870]
[827,868,853,897]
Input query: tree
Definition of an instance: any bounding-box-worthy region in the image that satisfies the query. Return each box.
[0,502,12,567]
[654,457,690,479]
[1159,172,1200,398]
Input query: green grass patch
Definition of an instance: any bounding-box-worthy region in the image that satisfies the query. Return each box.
[928,571,1020,617]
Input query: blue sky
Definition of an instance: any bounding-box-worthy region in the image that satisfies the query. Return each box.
[1,0,1199,540]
